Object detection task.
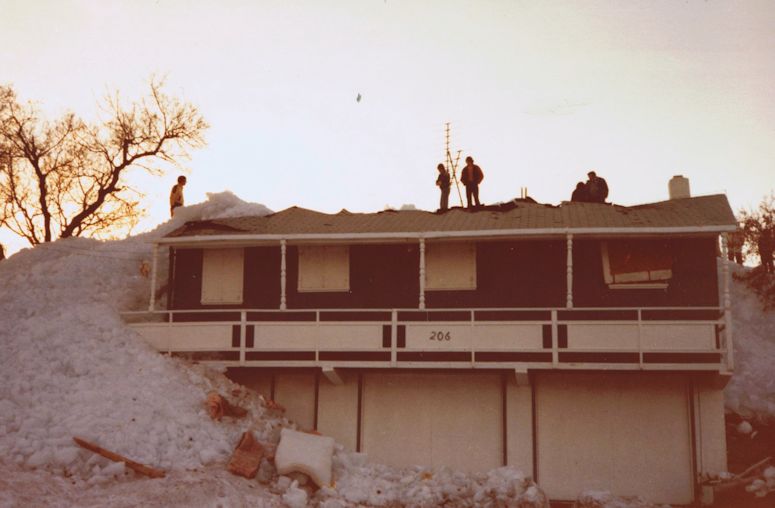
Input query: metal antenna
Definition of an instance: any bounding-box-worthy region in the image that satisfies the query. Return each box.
[444,123,464,207]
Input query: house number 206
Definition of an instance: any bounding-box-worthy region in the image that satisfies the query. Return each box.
[429,331,451,341]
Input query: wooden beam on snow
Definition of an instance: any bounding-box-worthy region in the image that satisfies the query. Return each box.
[73,436,166,478]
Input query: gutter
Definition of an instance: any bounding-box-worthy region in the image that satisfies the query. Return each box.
[153,224,738,246]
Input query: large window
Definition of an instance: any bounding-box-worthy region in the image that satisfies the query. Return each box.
[298,245,350,292]
[425,241,477,291]
[601,240,672,289]
[201,248,244,304]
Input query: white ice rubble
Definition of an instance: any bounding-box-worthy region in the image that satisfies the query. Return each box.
[1,192,774,507]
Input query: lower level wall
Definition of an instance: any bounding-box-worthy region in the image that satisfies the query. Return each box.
[226,368,727,505]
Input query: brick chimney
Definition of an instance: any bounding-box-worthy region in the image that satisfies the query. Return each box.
[669,175,691,200]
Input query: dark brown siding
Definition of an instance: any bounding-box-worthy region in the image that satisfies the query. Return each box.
[572,237,719,308]
[244,247,281,308]
[169,236,719,311]
[170,248,202,309]
[425,240,566,308]
[169,247,282,310]
[285,244,419,309]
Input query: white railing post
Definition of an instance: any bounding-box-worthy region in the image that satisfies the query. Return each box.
[280,239,287,310]
[391,310,398,366]
[240,311,246,364]
[637,309,643,368]
[470,310,475,366]
[721,233,735,370]
[148,243,159,311]
[551,309,559,367]
[314,310,320,363]
[419,238,426,310]
[566,233,573,308]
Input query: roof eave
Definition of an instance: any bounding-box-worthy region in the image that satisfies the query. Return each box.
[153,224,737,246]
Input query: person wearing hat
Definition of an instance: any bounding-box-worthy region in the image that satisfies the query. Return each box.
[460,156,484,208]
[435,163,451,211]
[170,175,187,217]
[585,170,608,203]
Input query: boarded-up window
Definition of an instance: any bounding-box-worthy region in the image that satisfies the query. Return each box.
[601,240,672,288]
[425,241,476,290]
[298,245,350,292]
[201,248,244,304]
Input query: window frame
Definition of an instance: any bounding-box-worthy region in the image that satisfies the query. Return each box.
[600,240,671,290]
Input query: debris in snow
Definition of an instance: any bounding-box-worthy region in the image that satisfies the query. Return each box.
[206,391,247,421]
[574,489,667,507]
[745,465,775,497]
[282,479,309,508]
[275,428,335,488]
[737,420,753,435]
[263,398,286,413]
[227,431,264,479]
[72,437,165,478]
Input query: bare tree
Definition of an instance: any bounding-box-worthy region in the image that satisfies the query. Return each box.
[0,79,208,245]
[739,193,775,268]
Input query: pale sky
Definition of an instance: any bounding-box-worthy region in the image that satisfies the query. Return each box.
[1,0,773,254]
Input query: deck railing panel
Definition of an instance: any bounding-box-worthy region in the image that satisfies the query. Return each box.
[122,306,731,372]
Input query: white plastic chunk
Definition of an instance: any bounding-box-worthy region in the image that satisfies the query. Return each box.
[275,428,335,487]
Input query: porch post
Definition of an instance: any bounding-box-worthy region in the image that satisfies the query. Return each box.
[419,237,426,310]
[721,233,734,369]
[280,239,287,310]
[148,243,159,311]
[566,233,573,308]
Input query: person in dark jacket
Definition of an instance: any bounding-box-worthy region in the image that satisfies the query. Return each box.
[571,182,589,202]
[586,170,609,203]
[435,163,451,211]
[460,156,483,208]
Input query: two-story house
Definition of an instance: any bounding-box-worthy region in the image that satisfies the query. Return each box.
[125,188,737,505]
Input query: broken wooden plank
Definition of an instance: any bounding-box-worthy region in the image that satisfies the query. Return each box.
[227,431,264,479]
[73,437,166,478]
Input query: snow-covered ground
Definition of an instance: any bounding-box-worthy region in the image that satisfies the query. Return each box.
[1,192,773,507]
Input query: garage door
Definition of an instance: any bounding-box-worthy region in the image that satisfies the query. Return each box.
[361,372,503,473]
[535,372,693,505]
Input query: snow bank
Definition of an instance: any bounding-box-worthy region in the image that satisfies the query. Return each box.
[0,192,275,482]
[724,261,775,421]
[319,452,548,507]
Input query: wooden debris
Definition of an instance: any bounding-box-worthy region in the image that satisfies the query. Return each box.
[264,398,285,412]
[227,431,264,479]
[704,456,772,495]
[73,437,166,478]
[206,391,248,421]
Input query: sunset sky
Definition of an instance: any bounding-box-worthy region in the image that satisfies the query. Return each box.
[1,0,773,254]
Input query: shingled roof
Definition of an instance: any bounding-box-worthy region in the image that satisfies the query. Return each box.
[162,194,736,243]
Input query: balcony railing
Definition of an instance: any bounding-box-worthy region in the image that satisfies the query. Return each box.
[121,306,733,372]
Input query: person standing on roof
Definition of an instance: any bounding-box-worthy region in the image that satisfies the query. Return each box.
[460,156,484,208]
[436,163,451,211]
[170,175,187,217]
[571,181,589,202]
[586,170,608,203]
